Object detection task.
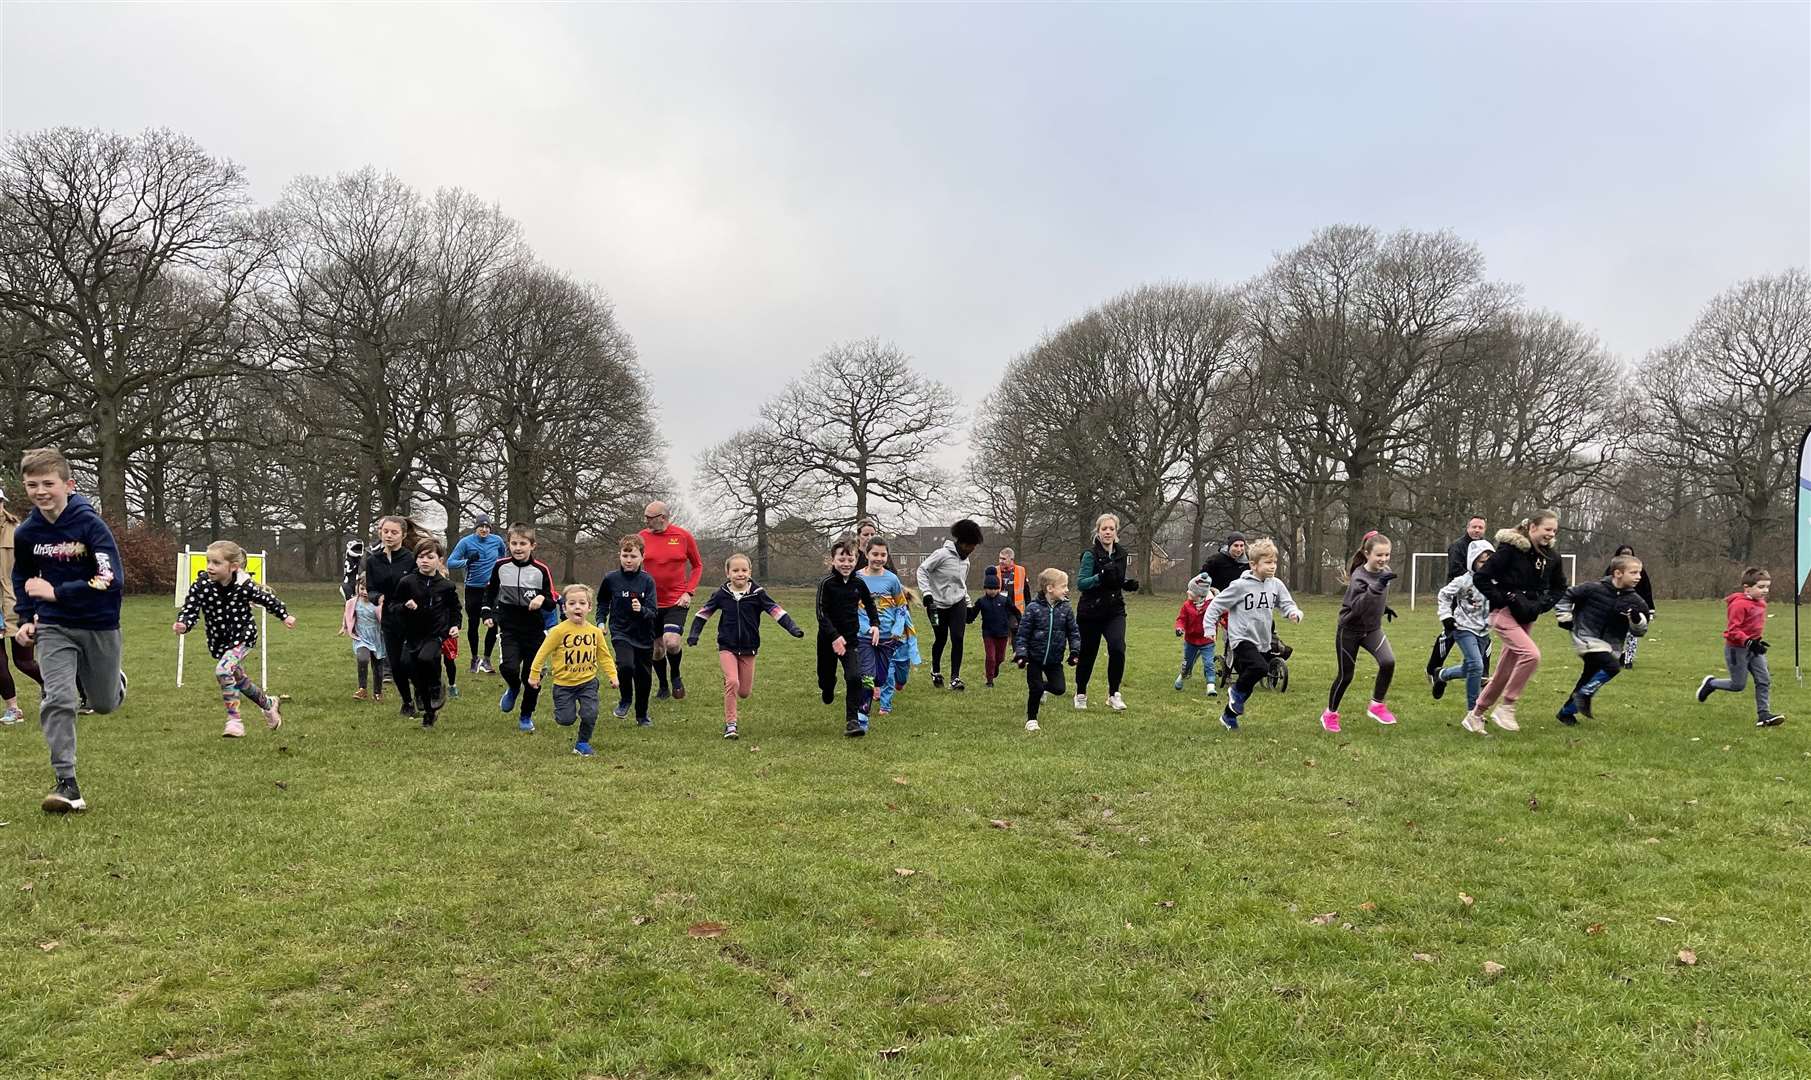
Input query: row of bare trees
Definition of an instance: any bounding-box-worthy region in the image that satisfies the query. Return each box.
[0,127,665,581]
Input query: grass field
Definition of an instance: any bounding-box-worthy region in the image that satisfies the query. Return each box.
[2,583,1808,1078]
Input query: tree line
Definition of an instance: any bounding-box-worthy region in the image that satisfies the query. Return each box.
[0,127,665,583]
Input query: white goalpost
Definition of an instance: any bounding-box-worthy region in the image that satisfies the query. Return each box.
[1409,552,1576,609]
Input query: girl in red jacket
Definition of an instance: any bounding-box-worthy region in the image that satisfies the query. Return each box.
[1173,573,1217,697]
[1696,568,1785,726]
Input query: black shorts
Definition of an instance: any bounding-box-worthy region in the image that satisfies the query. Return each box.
[658,606,690,639]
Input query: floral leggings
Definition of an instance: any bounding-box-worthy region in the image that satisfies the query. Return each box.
[216,643,271,721]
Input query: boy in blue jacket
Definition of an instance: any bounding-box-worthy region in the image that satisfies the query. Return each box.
[10,448,127,813]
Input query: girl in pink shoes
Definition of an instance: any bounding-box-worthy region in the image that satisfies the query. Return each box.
[1464,510,1568,733]
[1323,531,1399,733]
[173,540,296,737]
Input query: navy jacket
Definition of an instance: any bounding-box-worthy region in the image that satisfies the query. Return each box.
[968,592,1019,638]
[598,568,660,649]
[9,493,123,630]
[1014,596,1080,666]
[687,582,803,655]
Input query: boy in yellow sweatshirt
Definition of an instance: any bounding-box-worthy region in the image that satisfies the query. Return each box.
[529,584,619,757]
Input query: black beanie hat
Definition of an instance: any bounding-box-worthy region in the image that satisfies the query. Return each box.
[983,565,1000,588]
[1226,531,1247,545]
[952,519,983,546]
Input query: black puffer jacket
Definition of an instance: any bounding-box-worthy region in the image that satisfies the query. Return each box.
[1014,596,1081,666]
[1473,527,1567,627]
[1077,540,1138,622]
[364,545,417,625]
[1560,577,1651,647]
[1202,550,1248,592]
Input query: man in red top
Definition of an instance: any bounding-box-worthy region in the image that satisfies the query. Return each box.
[639,501,703,701]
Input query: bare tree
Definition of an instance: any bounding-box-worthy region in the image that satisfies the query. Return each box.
[764,339,959,528]
[695,426,803,579]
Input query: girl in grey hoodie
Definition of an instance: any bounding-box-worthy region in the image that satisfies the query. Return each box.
[1323,532,1399,733]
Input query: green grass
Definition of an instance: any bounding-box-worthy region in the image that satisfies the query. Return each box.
[2,585,1808,1078]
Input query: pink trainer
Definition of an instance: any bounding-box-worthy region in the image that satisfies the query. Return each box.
[1320,710,1341,733]
[1367,701,1398,726]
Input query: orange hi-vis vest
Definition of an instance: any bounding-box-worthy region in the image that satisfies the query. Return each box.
[999,564,1030,613]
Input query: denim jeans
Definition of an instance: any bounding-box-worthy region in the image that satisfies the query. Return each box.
[1438,629,1488,710]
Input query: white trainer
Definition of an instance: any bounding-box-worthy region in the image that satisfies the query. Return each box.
[1025,718,1040,732]
[1490,703,1520,732]
[1460,711,1486,735]
[1073,693,1088,710]
[1108,693,1127,711]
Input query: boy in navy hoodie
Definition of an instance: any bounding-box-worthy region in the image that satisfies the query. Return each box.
[967,566,1018,688]
[10,448,127,813]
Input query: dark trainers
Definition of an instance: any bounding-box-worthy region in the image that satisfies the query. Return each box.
[1429,672,1447,701]
[844,718,865,738]
[613,702,630,719]
[400,701,417,718]
[821,688,835,705]
[949,678,966,692]
[1758,713,1786,727]
[1219,710,1239,731]
[672,677,686,701]
[1577,692,1594,720]
[1696,677,1716,704]
[931,672,944,688]
[636,716,652,728]
[1556,707,1578,726]
[42,776,86,813]
[655,684,671,701]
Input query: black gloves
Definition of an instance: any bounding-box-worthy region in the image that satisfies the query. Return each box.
[1384,606,1398,622]
[1751,638,1770,655]
[1067,653,1078,666]
[1015,656,1027,669]
[1175,627,1184,637]
[1441,617,1456,634]
[686,636,699,648]
[1124,578,1140,593]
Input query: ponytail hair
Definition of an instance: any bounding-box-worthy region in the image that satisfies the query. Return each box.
[1344,531,1390,577]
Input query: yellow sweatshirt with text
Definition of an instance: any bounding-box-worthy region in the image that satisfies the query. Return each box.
[530,619,619,687]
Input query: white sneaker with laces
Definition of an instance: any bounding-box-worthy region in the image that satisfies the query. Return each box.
[1025,718,1040,732]
[1073,693,1088,710]
[1490,702,1520,732]
[1108,693,1127,711]
[1460,711,1487,735]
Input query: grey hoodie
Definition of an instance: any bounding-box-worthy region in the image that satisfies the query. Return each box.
[916,539,972,608]
[1204,569,1301,652]
[1436,539,1494,635]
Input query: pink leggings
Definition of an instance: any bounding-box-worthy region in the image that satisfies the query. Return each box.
[718,651,757,723]
[1473,609,1541,712]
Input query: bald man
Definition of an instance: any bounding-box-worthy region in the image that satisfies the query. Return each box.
[638,501,703,700]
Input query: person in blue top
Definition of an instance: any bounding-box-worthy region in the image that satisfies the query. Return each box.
[857,538,912,717]
[448,513,506,674]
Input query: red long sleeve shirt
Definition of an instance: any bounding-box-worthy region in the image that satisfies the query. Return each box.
[1722,591,1766,647]
[639,524,704,609]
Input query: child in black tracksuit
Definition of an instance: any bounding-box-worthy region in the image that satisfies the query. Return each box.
[1014,568,1080,732]
[482,525,557,733]
[1553,554,1650,724]
[599,536,660,727]
[816,539,880,737]
[396,540,462,728]
[967,565,1019,687]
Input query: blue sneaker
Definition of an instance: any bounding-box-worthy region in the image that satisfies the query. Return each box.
[1220,709,1239,731]
[499,686,519,713]
[449,684,461,699]
[636,716,652,728]
[613,702,630,719]
[518,715,536,734]
[573,741,594,757]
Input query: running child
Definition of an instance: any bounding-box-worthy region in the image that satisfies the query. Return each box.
[855,538,911,716]
[817,536,880,737]
[1014,568,1080,732]
[1204,538,1302,731]
[1323,532,1399,733]
[482,523,555,733]
[1607,544,1657,668]
[1553,553,1650,724]
[968,565,1018,688]
[396,538,462,728]
[11,448,127,813]
[529,583,618,756]
[1174,572,1216,696]
[1465,510,1568,734]
[1696,568,1785,726]
[340,576,386,701]
[173,540,295,738]
[1,489,46,727]
[1432,540,1493,713]
[600,535,660,727]
[686,553,804,739]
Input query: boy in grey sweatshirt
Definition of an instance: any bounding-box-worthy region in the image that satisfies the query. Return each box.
[1203,539,1302,730]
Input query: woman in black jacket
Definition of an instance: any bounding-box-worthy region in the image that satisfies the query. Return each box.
[1074,513,1140,712]
[364,515,421,716]
[1463,509,1567,734]
[1607,545,1656,667]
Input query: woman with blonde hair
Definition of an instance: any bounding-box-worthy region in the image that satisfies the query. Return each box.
[1073,513,1140,712]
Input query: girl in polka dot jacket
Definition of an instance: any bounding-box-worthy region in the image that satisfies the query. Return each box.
[174,540,297,738]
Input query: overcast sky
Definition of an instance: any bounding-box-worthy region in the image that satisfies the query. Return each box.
[3,2,1806,515]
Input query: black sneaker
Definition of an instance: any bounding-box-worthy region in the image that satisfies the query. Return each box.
[614,702,630,719]
[400,701,417,718]
[985,679,995,688]
[655,684,671,701]
[1429,672,1447,701]
[844,719,865,738]
[821,688,835,705]
[42,776,86,813]
[949,678,966,692]
[1758,713,1786,727]
[422,712,436,728]
[1577,692,1594,720]
[1556,708,1578,726]
[931,672,944,688]
[1696,677,1715,704]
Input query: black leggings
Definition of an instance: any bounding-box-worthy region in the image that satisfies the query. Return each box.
[1329,627,1394,712]
[1076,613,1127,695]
[382,619,413,706]
[615,639,653,719]
[930,600,968,678]
[465,586,498,661]
[407,639,444,716]
[1,635,42,699]
[499,629,545,718]
[1026,661,1065,722]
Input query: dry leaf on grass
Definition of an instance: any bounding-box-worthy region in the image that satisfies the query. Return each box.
[1101,808,1114,819]
[1358,901,1377,912]
[685,922,727,938]
[892,776,909,785]
[1482,961,1507,977]
[1677,949,1698,966]
[1586,923,1606,936]
[1303,758,1317,768]
[885,803,901,812]
[1412,952,1437,963]
[630,915,651,926]
[1459,892,1475,908]
[1309,912,1338,926]
[893,868,916,877]
[988,819,1013,829]
[274,780,288,790]
[1655,916,1678,925]
[19,882,32,892]
[38,941,59,951]
[1155,900,1176,909]
[877,1046,907,1059]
